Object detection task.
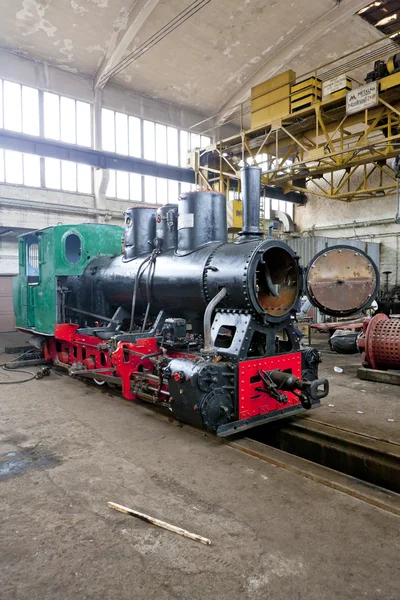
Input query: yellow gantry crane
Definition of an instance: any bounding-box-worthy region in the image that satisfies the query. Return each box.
[189,38,400,206]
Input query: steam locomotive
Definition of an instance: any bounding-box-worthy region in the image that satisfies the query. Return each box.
[16,166,368,436]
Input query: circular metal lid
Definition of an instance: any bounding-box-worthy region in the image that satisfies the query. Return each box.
[305,245,379,317]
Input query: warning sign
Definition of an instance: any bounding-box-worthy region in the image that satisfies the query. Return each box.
[346,82,378,115]
[322,75,347,99]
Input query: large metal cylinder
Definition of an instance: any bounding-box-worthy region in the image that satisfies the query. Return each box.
[123,207,156,261]
[155,204,178,253]
[358,314,400,370]
[204,238,301,321]
[88,238,301,325]
[239,166,263,239]
[177,191,227,254]
[67,234,303,332]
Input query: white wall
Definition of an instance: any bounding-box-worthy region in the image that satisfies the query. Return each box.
[0,234,18,275]
[295,192,400,293]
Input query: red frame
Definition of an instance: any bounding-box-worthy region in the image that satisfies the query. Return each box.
[45,324,113,371]
[42,324,304,424]
[238,352,302,420]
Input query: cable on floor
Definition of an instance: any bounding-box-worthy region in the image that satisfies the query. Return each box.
[0,348,41,384]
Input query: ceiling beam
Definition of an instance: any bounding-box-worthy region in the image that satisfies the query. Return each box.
[215,0,381,125]
[94,0,161,89]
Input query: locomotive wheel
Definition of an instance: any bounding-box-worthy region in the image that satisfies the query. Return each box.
[200,390,233,432]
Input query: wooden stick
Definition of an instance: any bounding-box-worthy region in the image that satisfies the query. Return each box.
[107,502,211,546]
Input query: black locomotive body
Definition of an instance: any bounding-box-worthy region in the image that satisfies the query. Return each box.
[23,167,330,435]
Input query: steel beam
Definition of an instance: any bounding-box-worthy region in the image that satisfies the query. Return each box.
[262,186,305,205]
[0,129,304,203]
[0,130,195,183]
[94,0,162,89]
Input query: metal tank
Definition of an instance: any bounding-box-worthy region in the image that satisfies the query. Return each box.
[155,204,178,252]
[123,206,156,261]
[66,167,304,331]
[177,190,227,254]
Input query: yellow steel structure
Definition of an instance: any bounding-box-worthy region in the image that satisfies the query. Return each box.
[190,38,400,203]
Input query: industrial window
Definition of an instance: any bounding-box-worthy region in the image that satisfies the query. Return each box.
[143,120,156,160]
[101,107,206,202]
[144,175,156,203]
[0,78,93,193]
[0,79,41,187]
[130,173,142,202]
[116,171,130,200]
[102,108,144,201]
[102,109,143,158]
[43,92,92,193]
[167,127,179,166]
[179,131,211,170]
[43,92,91,146]
[180,130,188,168]
[156,178,168,205]
[44,158,91,194]
[0,77,207,203]
[269,198,294,220]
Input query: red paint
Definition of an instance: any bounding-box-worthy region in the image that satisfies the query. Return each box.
[45,323,113,374]
[112,337,159,400]
[45,324,190,403]
[45,324,305,425]
[238,352,302,420]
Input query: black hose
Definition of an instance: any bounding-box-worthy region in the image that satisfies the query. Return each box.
[128,255,152,333]
[0,348,40,384]
[0,364,36,384]
[142,252,158,333]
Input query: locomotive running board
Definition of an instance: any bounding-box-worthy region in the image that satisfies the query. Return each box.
[216,403,321,437]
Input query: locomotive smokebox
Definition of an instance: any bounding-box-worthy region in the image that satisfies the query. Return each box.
[239,166,263,239]
[177,190,227,254]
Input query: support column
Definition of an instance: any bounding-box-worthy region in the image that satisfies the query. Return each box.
[93,88,109,222]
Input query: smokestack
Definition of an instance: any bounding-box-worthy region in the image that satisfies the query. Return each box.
[238,166,263,239]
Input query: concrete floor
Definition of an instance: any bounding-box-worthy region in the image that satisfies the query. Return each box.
[0,333,399,600]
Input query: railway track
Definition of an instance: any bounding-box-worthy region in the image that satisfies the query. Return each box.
[248,417,400,493]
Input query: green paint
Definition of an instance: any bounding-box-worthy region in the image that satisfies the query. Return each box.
[13,224,123,335]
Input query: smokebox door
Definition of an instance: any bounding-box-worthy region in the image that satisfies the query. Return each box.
[305,245,379,317]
